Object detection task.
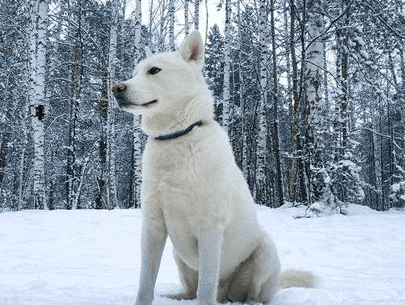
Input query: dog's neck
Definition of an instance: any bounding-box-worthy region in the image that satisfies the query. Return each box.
[154,120,204,141]
[142,91,214,140]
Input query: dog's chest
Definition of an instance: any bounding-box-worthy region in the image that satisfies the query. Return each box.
[143,139,210,203]
[146,140,199,181]
[143,137,230,228]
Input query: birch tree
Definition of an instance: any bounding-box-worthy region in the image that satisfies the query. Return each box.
[237,0,247,176]
[222,0,232,128]
[29,0,48,210]
[132,0,143,208]
[254,0,269,205]
[303,0,324,203]
[168,0,175,51]
[184,0,190,35]
[107,0,119,209]
[194,0,200,29]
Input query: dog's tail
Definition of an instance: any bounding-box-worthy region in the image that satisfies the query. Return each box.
[280,269,318,289]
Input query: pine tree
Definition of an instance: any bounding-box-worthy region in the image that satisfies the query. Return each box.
[204,25,224,122]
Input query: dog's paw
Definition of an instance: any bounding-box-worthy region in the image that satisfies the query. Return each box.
[164,292,197,301]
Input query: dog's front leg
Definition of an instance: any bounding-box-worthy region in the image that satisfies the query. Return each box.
[197,226,224,305]
[135,220,167,305]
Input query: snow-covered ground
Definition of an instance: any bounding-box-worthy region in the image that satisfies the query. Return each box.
[0,205,404,305]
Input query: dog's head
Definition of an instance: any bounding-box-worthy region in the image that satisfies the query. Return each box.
[111,30,207,118]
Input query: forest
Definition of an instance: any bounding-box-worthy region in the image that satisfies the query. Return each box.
[0,0,404,213]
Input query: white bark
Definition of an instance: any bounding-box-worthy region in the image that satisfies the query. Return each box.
[148,0,154,48]
[254,0,269,204]
[282,0,292,118]
[29,0,48,210]
[107,0,119,209]
[222,0,231,128]
[133,0,143,208]
[184,0,189,35]
[194,0,200,29]
[168,0,175,51]
[134,0,142,60]
[72,157,89,210]
[237,0,247,176]
[305,0,324,123]
[133,116,143,208]
[372,116,383,209]
[304,0,325,203]
[18,103,28,211]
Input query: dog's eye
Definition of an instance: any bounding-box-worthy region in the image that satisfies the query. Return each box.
[148,67,161,75]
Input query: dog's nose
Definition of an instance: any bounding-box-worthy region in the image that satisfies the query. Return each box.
[111,83,127,96]
[111,83,129,108]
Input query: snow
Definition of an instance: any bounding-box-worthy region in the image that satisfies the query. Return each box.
[0,205,404,305]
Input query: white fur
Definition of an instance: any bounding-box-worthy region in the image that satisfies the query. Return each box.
[114,30,315,305]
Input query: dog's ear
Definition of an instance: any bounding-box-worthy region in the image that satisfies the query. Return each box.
[178,30,204,69]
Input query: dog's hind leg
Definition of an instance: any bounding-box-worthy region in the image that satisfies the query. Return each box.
[167,253,198,300]
[253,235,281,304]
[224,234,281,304]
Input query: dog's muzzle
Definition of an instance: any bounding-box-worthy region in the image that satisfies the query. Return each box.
[111,83,158,109]
[111,83,131,108]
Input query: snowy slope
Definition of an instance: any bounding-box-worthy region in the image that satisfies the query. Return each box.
[0,205,404,305]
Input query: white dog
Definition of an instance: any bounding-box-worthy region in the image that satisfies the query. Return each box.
[112,30,315,305]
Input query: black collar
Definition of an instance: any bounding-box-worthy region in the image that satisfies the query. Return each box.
[154,121,204,141]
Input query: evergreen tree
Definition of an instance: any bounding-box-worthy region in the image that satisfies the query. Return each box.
[204,25,224,122]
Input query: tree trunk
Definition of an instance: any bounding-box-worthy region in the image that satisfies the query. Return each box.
[29,0,48,210]
[67,0,82,210]
[304,0,324,202]
[131,0,143,208]
[18,103,28,211]
[168,0,175,51]
[270,0,284,207]
[0,32,14,189]
[222,0,232,128]
[288,0,306,203]
[237,0,247,177]
[107,0,119,209]
[99,70,108,209]
[184,0,189,35]
[336,0,350,158]
[148,0,154,48]
[254,0,269,205]
[194,0,200,29]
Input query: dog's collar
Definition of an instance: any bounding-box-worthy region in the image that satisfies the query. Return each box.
[154,121,204,141]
